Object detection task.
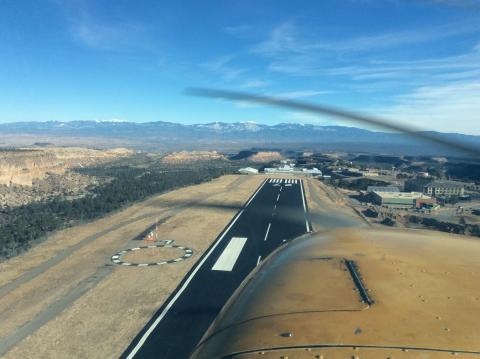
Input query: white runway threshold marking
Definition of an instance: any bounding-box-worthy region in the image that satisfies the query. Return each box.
[124,179,267,359]
[211,237,248,271]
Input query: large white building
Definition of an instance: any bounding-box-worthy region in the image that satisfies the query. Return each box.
[238,167,258,175]
[264,164,295,173]
[264,164,322,177]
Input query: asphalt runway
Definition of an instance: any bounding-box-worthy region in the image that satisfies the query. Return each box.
[121,178,310,359]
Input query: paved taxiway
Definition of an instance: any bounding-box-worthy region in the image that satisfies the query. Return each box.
[122,178,310,359]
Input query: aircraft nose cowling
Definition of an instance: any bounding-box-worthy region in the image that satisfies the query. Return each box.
[191,228,480,358]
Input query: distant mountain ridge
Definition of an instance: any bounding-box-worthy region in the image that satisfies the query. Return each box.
[1,120,479,155]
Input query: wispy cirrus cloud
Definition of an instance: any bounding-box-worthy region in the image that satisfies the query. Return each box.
[251,20,480,78]
[55,0,152,52]
[253,20,480,58]
[72,19,149,51]
[240,79,269,88]
[369,80,480,134]
[251,22,305,56]
[328,43,480,84]
[238,18,480,133]
[200,55,247,81]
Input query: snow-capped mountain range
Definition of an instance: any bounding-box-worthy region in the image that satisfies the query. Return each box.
[1,120,479,155]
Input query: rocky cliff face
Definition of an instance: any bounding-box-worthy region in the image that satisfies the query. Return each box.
[0,147,132,186]
[0,147,132,208]
[160,151,226,164]
[248,151,284,163]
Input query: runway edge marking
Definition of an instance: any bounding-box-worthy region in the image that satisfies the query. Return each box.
[299,179,312,233]
[122,178,268,359]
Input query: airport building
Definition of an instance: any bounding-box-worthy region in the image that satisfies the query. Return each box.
[372,191,435,208]
[423,180,465,197]
[367,186,400,193]
[264,164,296,173]
[264,164,322,177]
[238,167,258,174]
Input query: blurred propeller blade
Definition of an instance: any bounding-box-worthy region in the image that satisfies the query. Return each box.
[185,87,480,158]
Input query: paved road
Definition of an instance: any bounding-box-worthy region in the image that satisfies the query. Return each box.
[122,178,310,359]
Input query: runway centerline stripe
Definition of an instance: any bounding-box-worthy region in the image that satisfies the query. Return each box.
[211,237,248,272]
[263,223,272,242]
[276,193,280,202]
[256,256,261,266]
[124,179,268,359]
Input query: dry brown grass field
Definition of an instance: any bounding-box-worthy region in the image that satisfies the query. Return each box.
[0,174,368,358]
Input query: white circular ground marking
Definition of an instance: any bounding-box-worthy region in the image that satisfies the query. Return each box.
[111,244,194,266]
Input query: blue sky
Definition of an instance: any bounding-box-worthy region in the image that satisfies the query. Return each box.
[1,0,479,134]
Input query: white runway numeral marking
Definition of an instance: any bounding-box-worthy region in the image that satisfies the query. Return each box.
[212,237,248,272]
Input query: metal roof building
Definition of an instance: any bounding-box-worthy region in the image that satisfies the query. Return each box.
[372,191,435,208]
[423,180,465,197]
[367,186,400,193]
